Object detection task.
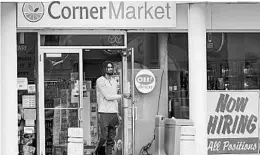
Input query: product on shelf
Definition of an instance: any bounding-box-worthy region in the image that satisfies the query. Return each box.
[168,70,189,119]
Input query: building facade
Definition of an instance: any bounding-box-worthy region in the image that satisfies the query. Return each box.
[1,1,260,155]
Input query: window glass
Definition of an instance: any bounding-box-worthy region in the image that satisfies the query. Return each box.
[127,33,159,69]
[41,35,125,47]
[207,33,260,90]
[167,33,189,119]
[17,32,38,155]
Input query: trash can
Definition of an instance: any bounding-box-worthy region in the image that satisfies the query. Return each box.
[154,115,166,155]
[164,118,195,155]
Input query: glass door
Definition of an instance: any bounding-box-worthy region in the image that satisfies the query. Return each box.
[120,48,135,155]
[39,49,83,155]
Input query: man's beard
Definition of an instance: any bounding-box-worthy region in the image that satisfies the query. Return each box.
[106,71,113,76]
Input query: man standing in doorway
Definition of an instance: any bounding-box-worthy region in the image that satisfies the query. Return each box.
[95,61,130,155]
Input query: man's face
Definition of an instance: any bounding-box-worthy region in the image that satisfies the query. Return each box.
[106,63,114,75]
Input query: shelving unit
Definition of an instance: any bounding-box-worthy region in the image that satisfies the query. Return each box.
[207,60,260,90]
[44,74,79,155]
[168,70,189,119]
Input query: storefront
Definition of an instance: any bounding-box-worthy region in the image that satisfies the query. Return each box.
[3,1,260,155]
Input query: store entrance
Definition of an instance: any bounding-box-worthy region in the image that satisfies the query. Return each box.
[82,49,134,155]
[39,48,134,155]
[82,49,121,153]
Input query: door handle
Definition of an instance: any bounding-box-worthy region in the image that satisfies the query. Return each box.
[134,106,137,120]
[78,108,83,121]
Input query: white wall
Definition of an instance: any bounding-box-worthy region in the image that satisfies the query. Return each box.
[1,2,18,155]
[210,4,260,30]
[175,3,260,30]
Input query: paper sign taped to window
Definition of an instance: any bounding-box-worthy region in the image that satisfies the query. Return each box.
[17,77,28,90]
[22,95,36,108]
[24,127,35,134]
[25,120,35,126]
[28,84,36,94]
[24,109,36,120]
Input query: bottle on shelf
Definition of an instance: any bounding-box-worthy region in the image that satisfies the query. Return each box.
[173,78,178,91]
[207,75,212,90]
[168,78,173,92]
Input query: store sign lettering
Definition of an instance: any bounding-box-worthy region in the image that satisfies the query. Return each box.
[48,1,172,20]
[136,74,154,85]
[208,138,258,153]
[17,45,27,52]
[207,92,259,154]
[208,94,257,135]
[18,1,176,28]
[135,70,156,94]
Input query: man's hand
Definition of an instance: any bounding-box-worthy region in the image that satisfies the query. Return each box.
[122,93,131,99]
[117,115,122,123]
[115,114,122,128]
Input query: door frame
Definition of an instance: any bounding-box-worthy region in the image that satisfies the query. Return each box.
[38,48,135,155]
[38,48,83,155]
[38,30,131,155]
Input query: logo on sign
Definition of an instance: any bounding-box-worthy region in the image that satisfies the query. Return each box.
[22,2,44,22]
[135,70,155,94]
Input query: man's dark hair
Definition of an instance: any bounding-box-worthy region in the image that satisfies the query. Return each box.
[101,60,114,76]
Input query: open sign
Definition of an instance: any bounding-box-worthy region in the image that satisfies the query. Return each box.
[136,74,154,84]
[135,70,156,94]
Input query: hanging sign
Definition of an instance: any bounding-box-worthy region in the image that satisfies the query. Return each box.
[207,91,259,154]
[135,69,155,94]
[17,1,176,29]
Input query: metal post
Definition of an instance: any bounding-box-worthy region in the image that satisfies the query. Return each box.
[130,48,135,155]
[122,51,129,155]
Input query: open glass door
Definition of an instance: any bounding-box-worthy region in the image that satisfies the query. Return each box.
[120,48,135,155]
[39,49,83,155]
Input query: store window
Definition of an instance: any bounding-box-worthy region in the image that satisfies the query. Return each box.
[167,33,189,119]
[127,33,159,69]
[17,32,38,155]
[207,33,260,90]
[40,35,125,47]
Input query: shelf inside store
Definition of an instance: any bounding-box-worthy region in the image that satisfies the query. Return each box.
[169,90,188,92]
[168,96,189,99]
[245,74,258,77]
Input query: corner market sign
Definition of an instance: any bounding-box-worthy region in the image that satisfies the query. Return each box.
[17,1,176,29]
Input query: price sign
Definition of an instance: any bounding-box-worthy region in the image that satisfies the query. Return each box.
[22,95,36,108]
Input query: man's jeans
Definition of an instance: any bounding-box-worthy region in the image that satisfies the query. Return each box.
[96,113,119,155]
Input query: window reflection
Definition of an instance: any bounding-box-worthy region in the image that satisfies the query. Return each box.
[40,35,125,46]
[127,33,159,69]
[207,33,260,90]
[167,33,189,119]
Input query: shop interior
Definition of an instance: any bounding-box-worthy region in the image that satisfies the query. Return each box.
[82,49,123,152]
